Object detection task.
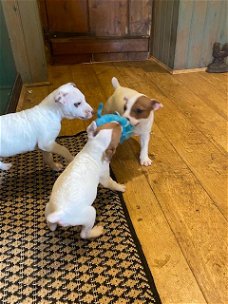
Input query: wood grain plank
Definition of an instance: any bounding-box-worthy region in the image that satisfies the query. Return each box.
[113,61,227,219]
[144,62,228,152]
[89,0,128,36]
[148,169,227,304]
[174,72,228,120]
[45,0,89,33]
[52,54,92,65]
[126,121,227,303]
[133,60,228,153]
[129,0,152,36]
[112,154,207,304]
[93,51,148,62]
[198,71,228,96]
[51,38,149,55]
[19,86,49,112]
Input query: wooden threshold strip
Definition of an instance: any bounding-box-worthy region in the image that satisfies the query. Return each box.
[50,37,149,55]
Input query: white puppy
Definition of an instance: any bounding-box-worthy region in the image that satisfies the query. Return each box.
[0,83,94,171]
[45,121,125,239]
[104,77,163,166]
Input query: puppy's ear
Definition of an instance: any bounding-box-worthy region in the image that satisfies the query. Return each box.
[70,82,76,88]
[103,124,121,161]
[86,121,97,138]
[151,100,163,111]
[54,91,68,104]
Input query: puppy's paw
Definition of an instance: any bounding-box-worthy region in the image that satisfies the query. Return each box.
[52,162,64,171]
[81,225,104,239]
[90,225,104,238]
[140,157,152,166]
[115,183,126,192]
[48,222,57,231]
[0,162,12,171]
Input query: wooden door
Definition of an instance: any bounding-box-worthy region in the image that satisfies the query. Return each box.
[38,0,152,64]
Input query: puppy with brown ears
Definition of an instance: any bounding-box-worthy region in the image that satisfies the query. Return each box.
[45,121,125,239]
[104,77,163,166]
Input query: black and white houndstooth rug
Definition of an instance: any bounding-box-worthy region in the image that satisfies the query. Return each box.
[0,132,161,304]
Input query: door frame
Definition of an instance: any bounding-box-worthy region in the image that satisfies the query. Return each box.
[2,0,48,84]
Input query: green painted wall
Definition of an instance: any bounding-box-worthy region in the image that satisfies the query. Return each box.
[0,1,17,114]
[151,0,180,69]
[174,0,227,69]
[151,0,227,70]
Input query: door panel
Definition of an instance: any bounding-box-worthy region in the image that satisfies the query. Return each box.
[38,0,152,63]
[45,0,89,33]
[129,0,152,35]
[89,0,128,36]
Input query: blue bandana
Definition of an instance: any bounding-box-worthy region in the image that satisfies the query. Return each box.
[95,103,134,144]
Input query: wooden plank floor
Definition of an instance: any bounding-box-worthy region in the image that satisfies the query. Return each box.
[21,61,227,304]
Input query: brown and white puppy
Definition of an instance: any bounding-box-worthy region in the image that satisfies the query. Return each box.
[45,121,125,239]
[103,77,163,166]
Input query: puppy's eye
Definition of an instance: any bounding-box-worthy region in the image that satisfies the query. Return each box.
[74,102,81,107]
[135,108,143,114]
[123,105,127,111]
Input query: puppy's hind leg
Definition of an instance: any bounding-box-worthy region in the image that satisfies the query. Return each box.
[40,141,74,164]
[79,206,103,239]
[0,160,12,171]
[41,150,63,171]
[47,221,57,232]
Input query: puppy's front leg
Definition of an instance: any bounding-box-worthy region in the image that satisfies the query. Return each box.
[100,165,126,192]
[139,132,152,166]
[102,177,126,192]
[40,141,74,163]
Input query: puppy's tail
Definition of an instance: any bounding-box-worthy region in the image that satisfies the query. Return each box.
[112,77,120,89]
